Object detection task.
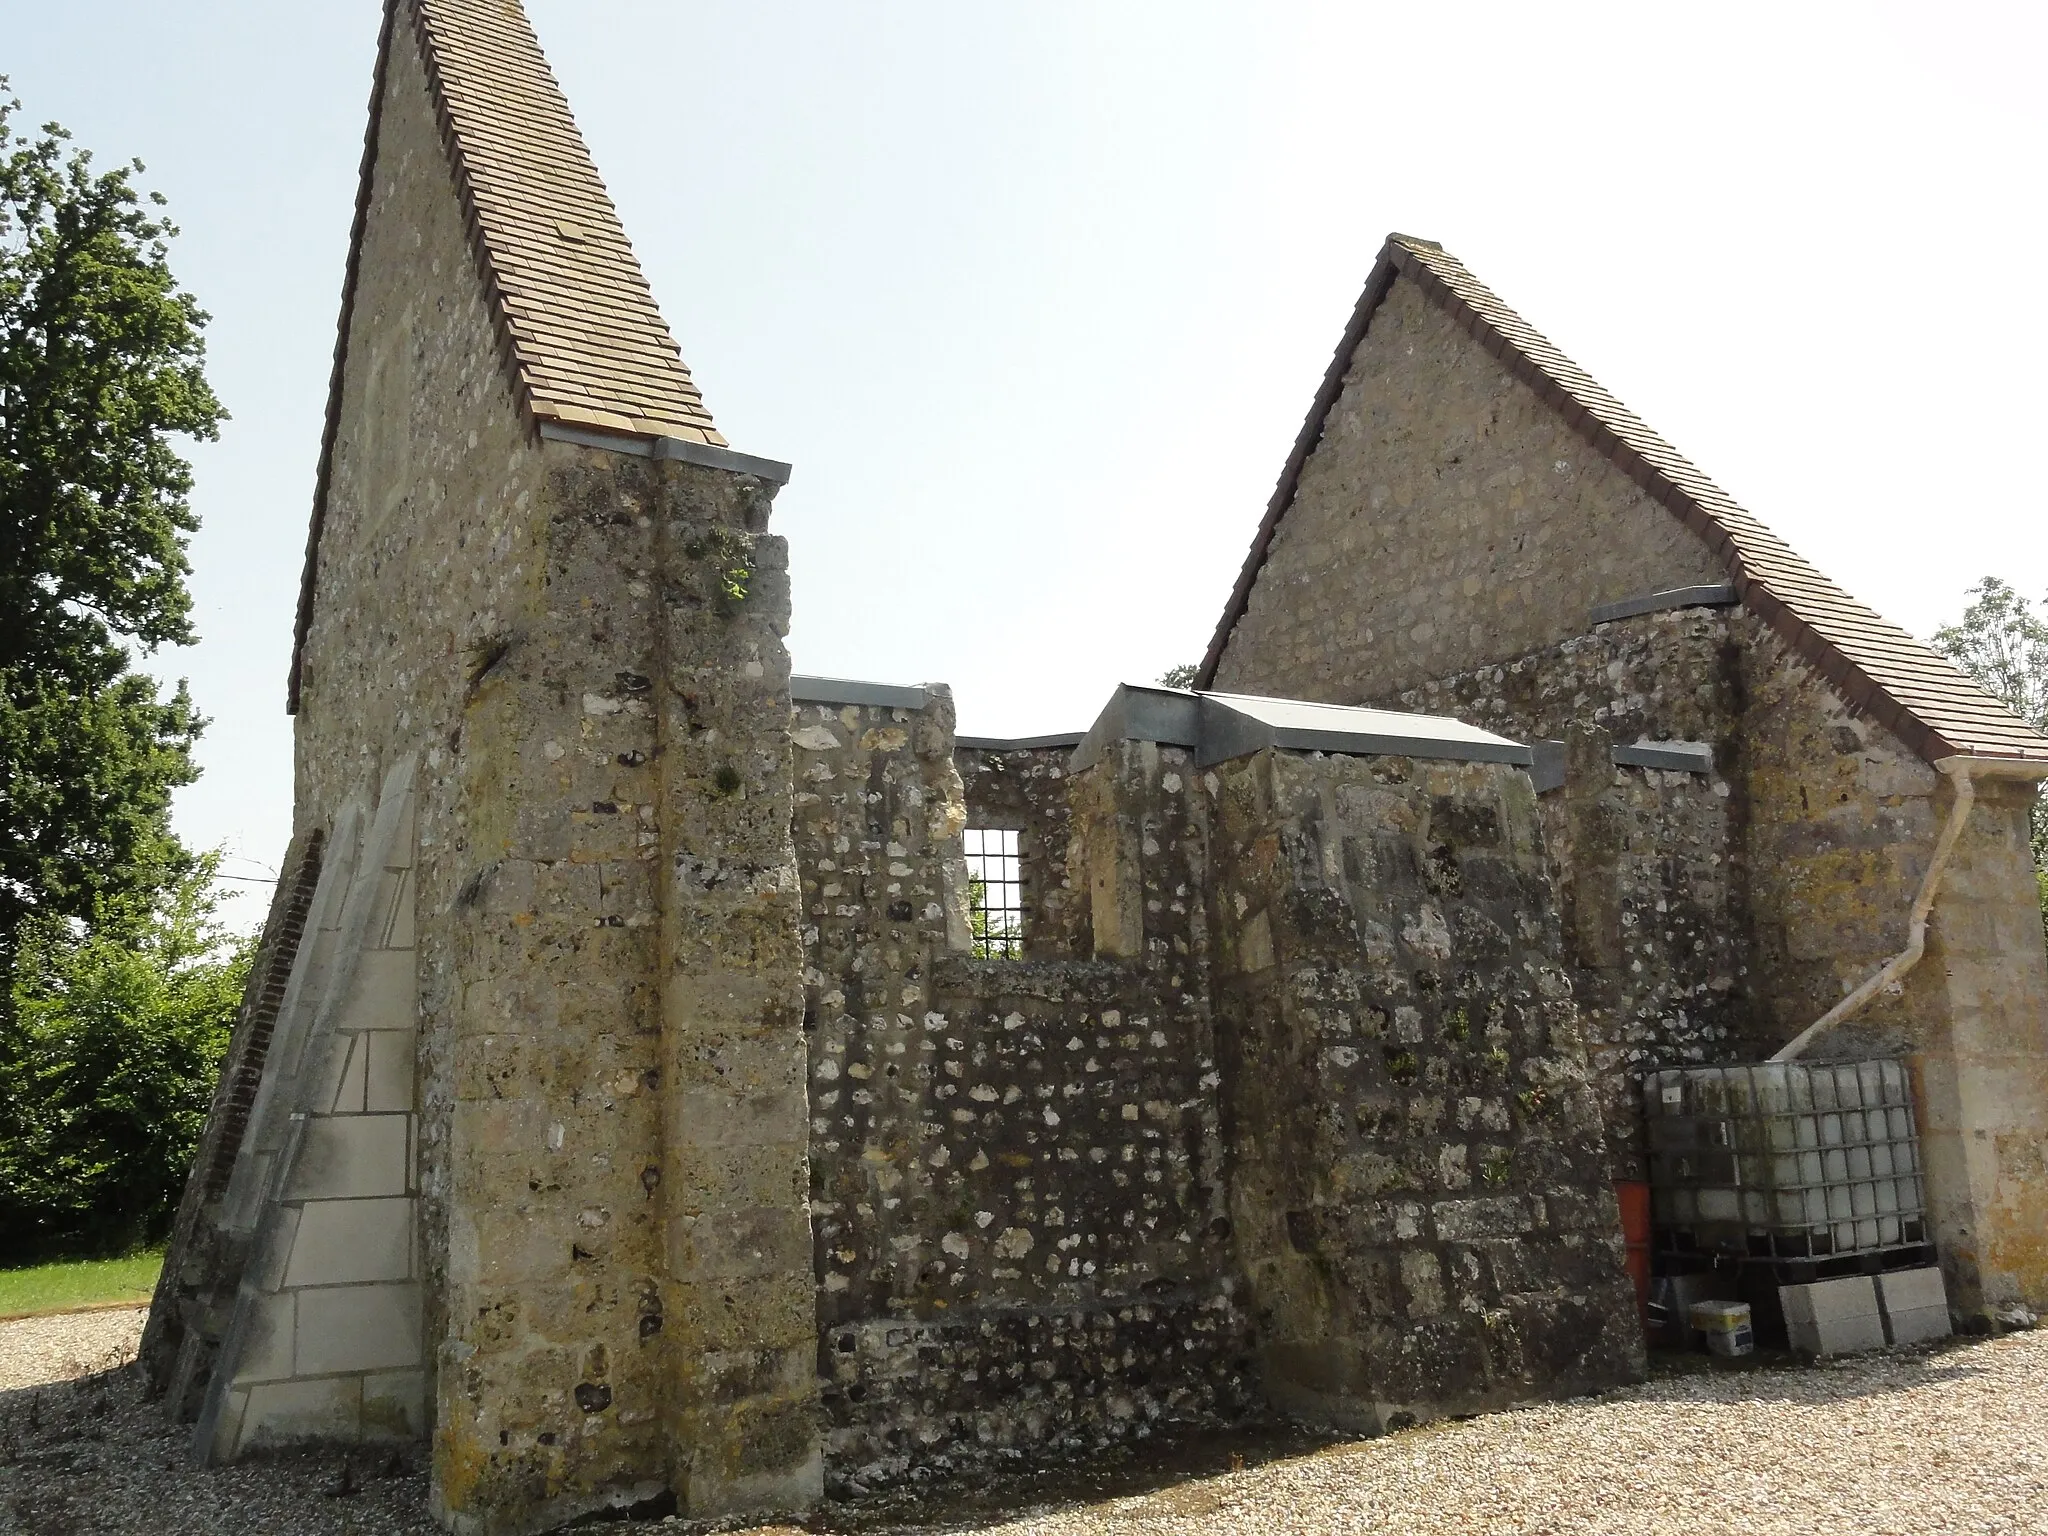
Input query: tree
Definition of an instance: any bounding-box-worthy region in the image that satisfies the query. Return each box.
[1932,577,2048,946]
[0,83,223,964]
[0,855,252,1263]
[1158,663,1199,690]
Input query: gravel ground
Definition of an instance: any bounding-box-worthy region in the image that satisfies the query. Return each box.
[5,1308,2045,1535]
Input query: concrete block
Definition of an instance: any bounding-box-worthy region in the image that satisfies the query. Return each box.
[364,1030,415,1112]
[240,1376,363,1450]
[283,1196,414,1287]
[286,1114,410,1200]
[1781,1276,1884,1355]
[1885,1304,1953,1346]
[295,1281,423,1375]
[1877,1266,1947,1313]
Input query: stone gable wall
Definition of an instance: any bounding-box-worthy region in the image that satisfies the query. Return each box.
[1210,273,1725,704]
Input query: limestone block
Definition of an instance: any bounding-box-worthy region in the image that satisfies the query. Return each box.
[248,1205,301,1292]
[240,1376,363,1449]
[283,1197,414,1287]
[286,1115,410,1201]
[315,1032,367,1116]
[234,1290,297,1384]
[363,1368,428,1438]
[346,949,417,1032]
[294,1281,423,1375]
[363,1030,415,1112]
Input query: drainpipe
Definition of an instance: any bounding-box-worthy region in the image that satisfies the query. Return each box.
[1773,755,2045,1062]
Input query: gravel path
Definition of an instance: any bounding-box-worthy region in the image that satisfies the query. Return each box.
[5,1309,2044,1534]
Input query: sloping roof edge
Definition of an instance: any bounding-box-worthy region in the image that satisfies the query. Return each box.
[287,0,399,716]
[1195,235,2048,765]
[288,0,732,713]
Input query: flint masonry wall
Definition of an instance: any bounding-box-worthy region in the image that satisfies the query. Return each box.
[955,746,1085,957]
[1739,618,2048,1317]
[288,4,547,1475]
[795,705,1251,1490]
[1209,273,1726,705]
[1207,747,1642,1429]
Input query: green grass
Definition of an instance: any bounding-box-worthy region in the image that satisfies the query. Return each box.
[0,1251,162,1319]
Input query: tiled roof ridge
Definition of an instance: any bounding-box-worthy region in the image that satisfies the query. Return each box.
[289,0,721,712]
[1197,234,2048,764]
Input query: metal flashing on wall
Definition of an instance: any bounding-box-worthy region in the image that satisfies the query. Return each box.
[790,674,929,711]
[1612,740,1715,774]
[1530,740,1568,794]
[1070,687,1203,772]
[1071,683,1533,774]
[537,420,794,485]
[957,733,1088,753]
[1589,583,1738,627]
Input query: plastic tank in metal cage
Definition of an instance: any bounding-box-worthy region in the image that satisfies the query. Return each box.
[1643,1060,1927,1261]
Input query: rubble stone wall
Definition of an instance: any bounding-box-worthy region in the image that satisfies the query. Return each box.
[956,746,1085,957]
[1394,607,1751,1177]
[1209,273,1725,704]
[796,715,1251,1489]
[291,21,818,1523]
[1206,747,1643,1428]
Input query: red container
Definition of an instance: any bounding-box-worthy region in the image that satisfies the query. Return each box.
[1614,1179,1652,1330]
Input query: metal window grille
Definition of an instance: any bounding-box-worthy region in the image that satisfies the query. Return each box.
[965,828,1023,958]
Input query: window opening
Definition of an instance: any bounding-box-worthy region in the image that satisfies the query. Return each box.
[965,828,1024,958]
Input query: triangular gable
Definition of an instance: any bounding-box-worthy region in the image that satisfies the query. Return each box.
[288,0,720,710]
[1199,235,2048,765]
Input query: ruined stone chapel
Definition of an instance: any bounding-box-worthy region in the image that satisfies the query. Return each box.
[142,2,2048,1531]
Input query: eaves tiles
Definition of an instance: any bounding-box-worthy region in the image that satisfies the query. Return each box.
[1198,234,2048,766]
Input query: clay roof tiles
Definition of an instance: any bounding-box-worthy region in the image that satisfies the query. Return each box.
[1198,234,2048,765]
[411,0,721,443]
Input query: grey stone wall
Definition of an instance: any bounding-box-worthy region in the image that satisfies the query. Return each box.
[288,16,819,1524]
[1206,747,1643,1428]
[795,712,1251,1490]
[1209,273,1725,704]
[1395,607,1751,1176]
[956,746,1084,957]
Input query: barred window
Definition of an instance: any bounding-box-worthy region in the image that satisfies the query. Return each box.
[965,828,1023,958]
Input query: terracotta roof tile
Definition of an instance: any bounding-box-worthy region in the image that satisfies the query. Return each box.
[1198,234,2048,764]
[411,0,721,441]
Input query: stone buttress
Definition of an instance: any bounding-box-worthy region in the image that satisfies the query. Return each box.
[152,0,821,1528]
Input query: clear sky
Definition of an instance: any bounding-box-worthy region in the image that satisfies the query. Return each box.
[9,1,2046,918]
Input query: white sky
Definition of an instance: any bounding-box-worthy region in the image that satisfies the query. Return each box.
[10,1,2046,918]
